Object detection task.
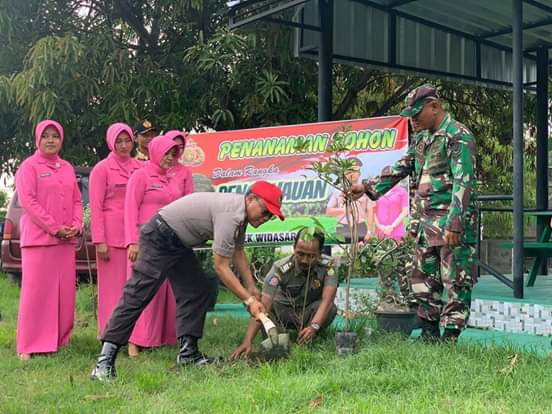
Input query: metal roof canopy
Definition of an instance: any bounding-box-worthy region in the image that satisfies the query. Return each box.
[294,0,552,88]
[228,0,552,298]
[229,0,313,29]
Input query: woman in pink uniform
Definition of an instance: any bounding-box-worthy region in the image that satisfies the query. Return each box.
[15,120,83,360]
[125,135,184,356]
[165,130,194,195]
[89,122,142,336]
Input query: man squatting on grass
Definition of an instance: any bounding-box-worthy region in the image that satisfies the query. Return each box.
[231,229,338,359]
[351,84,478,343]
[91,180,284,381]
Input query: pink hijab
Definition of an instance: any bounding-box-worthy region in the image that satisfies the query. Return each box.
[105,122,134,174]
[146,135,179,175]
[34,120,64,164]
[163,130,186,165]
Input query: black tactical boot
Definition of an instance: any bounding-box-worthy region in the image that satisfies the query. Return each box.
[176,335,221,367]
[90,341,120,381]
[419,318,441,342]
[442,328,461,343]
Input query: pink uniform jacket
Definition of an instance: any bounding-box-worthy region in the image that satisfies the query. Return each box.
[164,130,194,196]
[15,119,82,355]
[124,136,183,246]
[16,128,83,246]
[90,122,142,335]
[90,123,142,247]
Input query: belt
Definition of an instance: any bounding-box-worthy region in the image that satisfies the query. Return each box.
[154,214,179,241]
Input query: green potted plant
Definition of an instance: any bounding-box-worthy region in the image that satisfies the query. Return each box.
[297,130,366,354]
[366,236,417,335]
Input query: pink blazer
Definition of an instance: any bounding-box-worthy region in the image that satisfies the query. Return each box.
[124,167,182,246]
[16,153,83,247]
[89,155,142,247]
[167,164,194,196]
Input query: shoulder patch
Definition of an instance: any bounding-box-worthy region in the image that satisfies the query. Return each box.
[268,276,280,287]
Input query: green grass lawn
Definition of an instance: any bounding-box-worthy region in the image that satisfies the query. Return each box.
[2,274,552,413]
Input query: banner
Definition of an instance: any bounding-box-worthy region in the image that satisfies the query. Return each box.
[182,116,409,244]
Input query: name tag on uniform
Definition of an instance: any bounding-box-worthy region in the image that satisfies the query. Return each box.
[114,183,126,188]
[40,172,52,177]
[149,183,163,189]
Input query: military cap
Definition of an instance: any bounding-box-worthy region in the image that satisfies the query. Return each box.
[400,84,439,117]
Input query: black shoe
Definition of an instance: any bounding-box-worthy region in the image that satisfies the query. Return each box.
[442,328,461,343]
[176,335,222,367]
[90,341,120,381]
[419,318,441,342]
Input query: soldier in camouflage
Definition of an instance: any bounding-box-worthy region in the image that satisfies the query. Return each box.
[400,127,427,308]
[230,229,338,358]
[351,85,478,342]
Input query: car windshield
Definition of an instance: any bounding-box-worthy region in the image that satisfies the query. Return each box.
[76,174,90,208]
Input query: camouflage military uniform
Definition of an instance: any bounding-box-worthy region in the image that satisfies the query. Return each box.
[263,255,338,331]
[400,130,427,307]
[363,113,477,331]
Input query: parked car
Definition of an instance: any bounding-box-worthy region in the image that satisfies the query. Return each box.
[1,166,96,284]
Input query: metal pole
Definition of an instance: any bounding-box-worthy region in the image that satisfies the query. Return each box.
[512,0,524,298]
[319,0,333,257]
[536,47,549,275]
[318,0,333,122]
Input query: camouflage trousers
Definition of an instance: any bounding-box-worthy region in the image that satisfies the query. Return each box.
[411,240,477,330]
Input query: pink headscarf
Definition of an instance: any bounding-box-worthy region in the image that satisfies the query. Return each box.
[146,135,179,175]
[105,122,134,174]
[34,120,64,163]
[163,130,187,164]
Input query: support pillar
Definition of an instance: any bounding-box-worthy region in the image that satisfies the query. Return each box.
[536,46,549,275]
[512,0,524,298]
[318,0,333,122]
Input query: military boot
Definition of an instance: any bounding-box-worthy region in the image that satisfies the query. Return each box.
[176,335,222,367]
[90,341,120,381]
[419,318,441,342]
[442,328,461,343]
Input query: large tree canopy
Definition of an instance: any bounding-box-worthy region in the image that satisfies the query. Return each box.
[0,0,539,204]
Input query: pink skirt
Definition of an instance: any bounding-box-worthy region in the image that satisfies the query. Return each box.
[96,247,127,336]
[17,245,76,354]
[127,261,177,347]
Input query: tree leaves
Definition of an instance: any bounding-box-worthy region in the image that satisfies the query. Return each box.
[0,0,541,195]
[256,70,289,104]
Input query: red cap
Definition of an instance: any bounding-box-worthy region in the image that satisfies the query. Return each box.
[250,181,285,220]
